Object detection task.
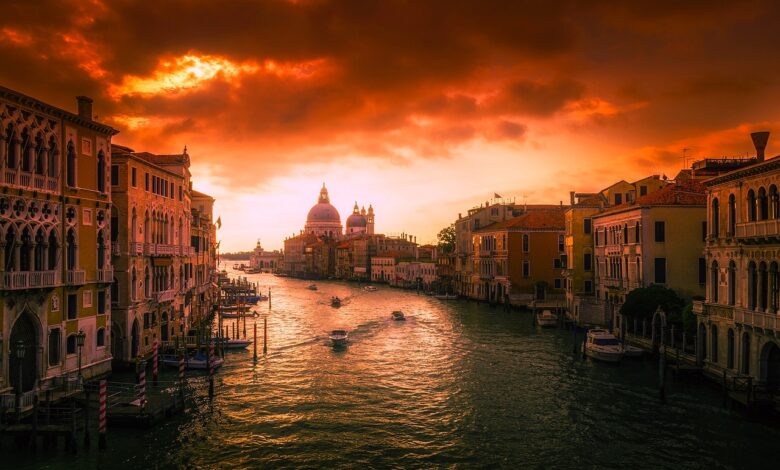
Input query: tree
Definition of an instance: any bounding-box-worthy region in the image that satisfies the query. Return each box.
[437,225,456,253]
[619,284,685,321]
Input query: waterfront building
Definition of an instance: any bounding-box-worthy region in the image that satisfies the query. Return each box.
[593,180,707,329]
[249,240,283,272]
[471,208,567,306]
[371,255,397,283]
[190,190,218,330]
[695,132,780,388]
[0,88,118,403]
[109,145,193,365]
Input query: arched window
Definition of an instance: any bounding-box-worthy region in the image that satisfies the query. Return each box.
[759,261,769,311]
[5,124,17,169]
[4,226,16,271]
[97,230,106,270]
[748,261,757,310]
[34,228,45,271]
[634,221,640,243]
[727,329,735,369]
[771,185,780,219]
[728,261,736,306]
[522,234,529,253]
[131,267,137,300]
[144,267,150,298]
[758,187,769,220]
[741,332,751,374]
[710,261,719,303]
[66,228,77,270]
[711,197,719,237]
[47,136,58,178]
[66,141,76,187]
[131,208,137,243]
[34,133,45,175]
[48,328,61,366]
[728,194,736,235]
[710,325,718,364]
[771,262,779,313]
[20,127,31,172]
[623,224,628,244]
[66,334,77,355]
[747,189,757,222]
[97,150,106,193]
[19,227,32,271]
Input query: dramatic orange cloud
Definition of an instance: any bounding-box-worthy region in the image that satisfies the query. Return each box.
[2,0,780,250]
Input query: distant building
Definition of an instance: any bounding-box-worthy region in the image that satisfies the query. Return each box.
[249,240,283,272]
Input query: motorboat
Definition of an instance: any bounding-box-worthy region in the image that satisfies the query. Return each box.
[308,284,318,291]
[584,329,624,363]
[536,309,558,327]
[331,296,342,307]
[391,310,406,321]
[434,293,458,300]
[622,344,644,358]
[364,285,378,292]
[329,329,348,347]
[160,353,224,370]
[221,310,257,319]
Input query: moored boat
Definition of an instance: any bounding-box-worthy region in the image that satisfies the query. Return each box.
[329,329,348,347]
[160,353,224,370]
[391,310,406,321]
[331,296,342,307]
[308,284,318,291]
[584,329,624,363]
[622,344,644,358]
[536,309,558,327]
[363,285,378,292]
[434,293,458,300]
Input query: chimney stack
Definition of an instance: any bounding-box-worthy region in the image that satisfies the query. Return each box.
[751,131,770,162]
[570,191,575,205]
[76,96,93,121]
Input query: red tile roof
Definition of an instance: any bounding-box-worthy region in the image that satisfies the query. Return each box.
[598,180,706,215]
[475,209,565,232]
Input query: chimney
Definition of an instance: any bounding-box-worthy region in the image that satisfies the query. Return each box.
[570,191,575,205]
[751,131,770,162]
[76,96,93,121]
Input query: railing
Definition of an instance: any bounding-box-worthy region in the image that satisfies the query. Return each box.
[736,220,780,239]
[734,308,780,331]
[47,177,58,191]
[154,289,176,303]
[19,171,31,187]
[67,269,86,285]
[131,242,144,255]
[180,279,195,292]
[157,244,176,256]
[2,270,59,289]
[33,174,46,189]
[111,241,120,255]
[144,243,156,256]
[96,268,113,283]
[4,169,15,184]
[0,390,37,411]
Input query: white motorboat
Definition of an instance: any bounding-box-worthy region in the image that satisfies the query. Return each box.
[329,329,348,347]
[584,329,624,363]
[622,344,644,358]
[160,353,224,370]
[364,285,378,292]
[391,310,406,321]
[307,284,318,291]
[209,338,251,350]
[434,294,458,300]
[536,309,558,327]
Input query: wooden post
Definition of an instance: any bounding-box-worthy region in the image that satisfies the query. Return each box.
[659,345,666,402]
[83,387,90,449]
[69,398,77,454]
[98,379,107,450]
[30,394,38,452]
[208,341,215,400]
[263,316,268,355]
[137,359,147,414]
[721,370,728,408]
[269,287,272,310]
[152,340,159,386]
[253,321,258,362]
[582,327,588,360]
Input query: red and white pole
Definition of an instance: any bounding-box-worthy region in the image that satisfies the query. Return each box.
[98,379,107,450]
[152,340,159,386]
[138,361,146,412]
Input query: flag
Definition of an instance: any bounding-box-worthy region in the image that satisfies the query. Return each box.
[216,216,222,229]
[494,193,502,199]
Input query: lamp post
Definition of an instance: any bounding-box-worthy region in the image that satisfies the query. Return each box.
[16,339,25,413]
[76,329,86,382]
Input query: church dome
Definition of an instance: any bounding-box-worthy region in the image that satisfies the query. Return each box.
[307,185,341,223]
[346,202,367,228]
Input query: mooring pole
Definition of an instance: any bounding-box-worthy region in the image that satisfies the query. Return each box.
[253,321,258,362]
[269,287,272,310]
[208,340,215,400]
[152,340,159,386]
[263,316,268,355]
[572,321,577,355]
[582,327,588,360]
[83,386,90,449]
[98,379,107,450]
[659,344,666,402]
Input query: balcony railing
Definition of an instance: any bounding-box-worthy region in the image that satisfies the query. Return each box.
[19,171,31,187]
[734,308,780,331]
[131,242,144,255]
[0,169,59,193]
[154,289,176,303]
[736,220,780,239]
[144,243,156,256]
[157,244,176,256]
[2,270,58,290]
[96,268,113,283]
[66,270,86,285]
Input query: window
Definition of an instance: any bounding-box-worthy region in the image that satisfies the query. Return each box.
[698,258,706,285]
[701,221,707,242]
[558,235,564,252]
[132,167,137,187]
[560,254,567,269]
[67,141,76,187]
[66,335,76,355]
[584,218,592,234]
[178,185,183,201]
[81,138,92,155]
[654,221,665,242]
[584,280,593,293]
[554,258,561,269]
[98,290,106,314]
[83,208,93,226]
[111,164,119,185]
[522,234,529,253]
[654,258,667,284]
[48,328,61,366]
[522,261,530,277]
[83,290,93,308]
[728,194,736,235]
[634,222,640,243]
[711,198,720,237]
[615,193,622,205]
[554,278,562,289]
[640,185,648,196]
[97,328,105,347]
[97,151,106,193]
[584,253,592,271]
[623,224,628,244]
[67,294,77,320]
[145,172,149,191]
[170,182,175,199]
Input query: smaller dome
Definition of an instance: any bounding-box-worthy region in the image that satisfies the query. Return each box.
[347,213,367,228]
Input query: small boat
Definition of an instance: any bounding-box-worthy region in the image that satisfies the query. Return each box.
[160,353,224,370]
[364,285,378,292]
[331,296,342,307]
[329,329,348,347]
[622,344,644,358]
[308,284,318,291]
[221,310,257,319]
[434,293,458,300]
[391,310,405,321]
[536,309,558,327]
[584,329,624,363]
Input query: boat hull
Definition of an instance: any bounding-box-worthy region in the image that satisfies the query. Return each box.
[585,348,624,363]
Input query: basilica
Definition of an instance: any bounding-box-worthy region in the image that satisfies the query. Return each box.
[304,184,374,238]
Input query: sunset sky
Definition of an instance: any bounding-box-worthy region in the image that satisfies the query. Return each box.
[3,0,780,251]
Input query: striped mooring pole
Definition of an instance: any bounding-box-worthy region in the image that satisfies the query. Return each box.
[178,348,186,401]
[138,359,147,413]
[152,340,159,386]
[98,379,107,450]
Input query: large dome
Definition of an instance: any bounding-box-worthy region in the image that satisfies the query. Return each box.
[306,184,341,223]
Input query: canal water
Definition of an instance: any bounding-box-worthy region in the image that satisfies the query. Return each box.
[8,266,778,469]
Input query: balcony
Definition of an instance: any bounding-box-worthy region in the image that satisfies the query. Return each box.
[19,171,31,187]
[96,268,113,283]
[154,289,176,303]
[111,242,120,256]
[144,243,156,256]
[131,242,144,255]
[66,270,86,285]
[736,220,780,242]
[1,169,59,193]
[734,308,780,332]
[156,244,176,256]
[2,271,58,290]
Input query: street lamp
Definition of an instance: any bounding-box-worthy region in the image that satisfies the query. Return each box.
[16,340,24,412]
[76,329,86,382]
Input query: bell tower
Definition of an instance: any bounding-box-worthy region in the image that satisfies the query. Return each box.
[367,204,375,235]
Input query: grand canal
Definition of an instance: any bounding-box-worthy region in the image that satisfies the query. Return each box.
[8,267,779,469]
